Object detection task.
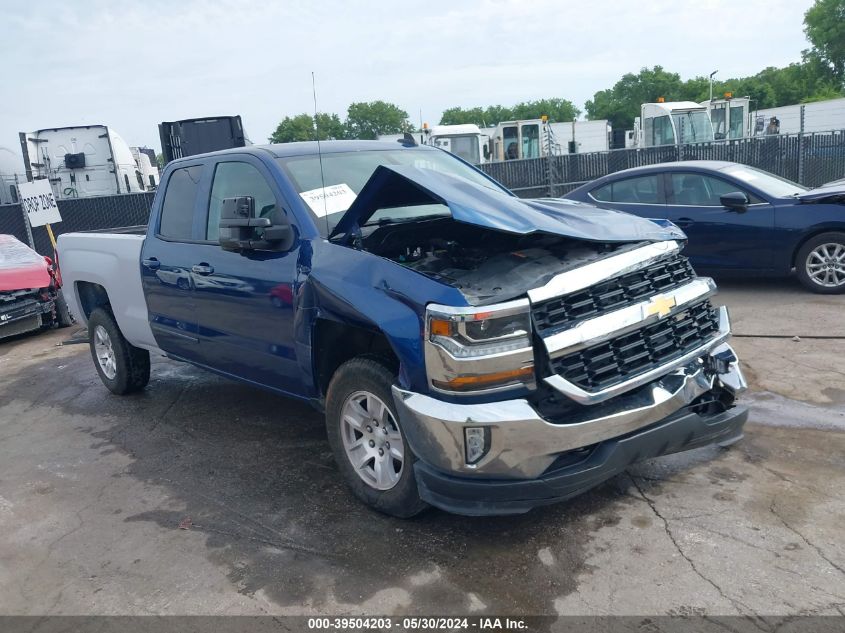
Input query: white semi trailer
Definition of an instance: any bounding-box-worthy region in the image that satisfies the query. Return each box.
[19,125,145,199]
[751,97,845,135]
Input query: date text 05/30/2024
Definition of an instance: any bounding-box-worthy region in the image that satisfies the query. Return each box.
[307,617,529,630]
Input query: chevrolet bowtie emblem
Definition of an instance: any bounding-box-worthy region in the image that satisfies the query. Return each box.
[645,294,676,318]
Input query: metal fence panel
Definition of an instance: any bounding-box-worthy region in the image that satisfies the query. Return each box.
[481,130,845,198]
[0,192,155,255]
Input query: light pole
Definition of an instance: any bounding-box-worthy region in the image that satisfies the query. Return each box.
[709,70,719,102]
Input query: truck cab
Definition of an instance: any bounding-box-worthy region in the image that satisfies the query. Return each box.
[632,102,716,148]
[490,119,559,161]
[422,124,489,164]
[704,96,751,140]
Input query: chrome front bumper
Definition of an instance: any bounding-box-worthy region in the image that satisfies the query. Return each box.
[392,343,746,480]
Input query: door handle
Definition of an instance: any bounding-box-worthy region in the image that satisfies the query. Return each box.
[142,257,160,271]
[675,217,695,229]
[191,263,214,276]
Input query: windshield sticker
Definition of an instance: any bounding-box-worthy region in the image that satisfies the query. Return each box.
[299,183,357,217]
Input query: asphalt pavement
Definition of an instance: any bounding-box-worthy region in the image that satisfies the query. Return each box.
[0,278,842,618]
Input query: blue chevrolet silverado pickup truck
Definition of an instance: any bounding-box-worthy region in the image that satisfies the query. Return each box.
[57,140,748,517]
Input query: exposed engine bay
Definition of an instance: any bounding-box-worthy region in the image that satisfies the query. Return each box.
[361,217,628,304]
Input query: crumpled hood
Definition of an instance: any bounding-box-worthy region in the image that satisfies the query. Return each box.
[0,234,51,292]
[329,165,686,243]
[795,180,845,202]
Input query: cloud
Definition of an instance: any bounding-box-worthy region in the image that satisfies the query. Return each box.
[0,0,813,152]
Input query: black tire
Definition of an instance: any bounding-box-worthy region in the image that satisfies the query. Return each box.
[796,232,845,294]
[88,307,150,395]
[55,289,74,328]
[325,357,428,518]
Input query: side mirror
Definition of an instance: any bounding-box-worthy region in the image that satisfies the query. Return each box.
[219,196,294,252]
[483,145,491,160]
[720,191,749,213]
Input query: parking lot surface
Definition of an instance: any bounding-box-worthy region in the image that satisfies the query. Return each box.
[0,279,843,617]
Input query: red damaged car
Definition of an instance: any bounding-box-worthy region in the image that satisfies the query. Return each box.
[0,234,73,340]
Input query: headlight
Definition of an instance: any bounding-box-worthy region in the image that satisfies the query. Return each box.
[425,299,535,394]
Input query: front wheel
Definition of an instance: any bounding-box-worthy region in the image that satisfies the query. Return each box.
[88,308,150,395]
[325,358,428,518]
[796,232,845,294]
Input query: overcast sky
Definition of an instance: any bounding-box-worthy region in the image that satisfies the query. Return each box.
[2,0,815,155]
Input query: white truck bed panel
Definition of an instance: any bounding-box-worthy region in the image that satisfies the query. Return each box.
[57,232,160,352]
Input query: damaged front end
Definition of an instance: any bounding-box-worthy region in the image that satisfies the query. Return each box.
[316,161,747,514]
[329,164,685,305]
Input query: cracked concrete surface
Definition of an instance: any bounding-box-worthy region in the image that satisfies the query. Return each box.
[0,279,843,616]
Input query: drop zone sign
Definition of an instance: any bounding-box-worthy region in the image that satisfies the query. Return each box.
[18,180,62,227]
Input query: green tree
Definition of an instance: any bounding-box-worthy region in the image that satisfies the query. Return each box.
[439,106,486,126]
[439,99,579,127]
[804,0,845,81]
[269,113,345,143]
[482,105,513,126]
[511,98,580,122]
[585,66,684,129]
[345,101,411,139]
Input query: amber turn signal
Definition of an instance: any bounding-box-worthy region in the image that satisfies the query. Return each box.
[432,365,534,392]
[429,318,453,337]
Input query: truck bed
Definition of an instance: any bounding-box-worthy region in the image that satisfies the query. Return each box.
[56,232,159,351]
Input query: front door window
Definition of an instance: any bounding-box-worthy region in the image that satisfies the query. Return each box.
[502,126,518,160]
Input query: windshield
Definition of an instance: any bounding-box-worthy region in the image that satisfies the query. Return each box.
[445,135,480,163]
[672,111,714,144]
[722,165,808,197]
[276,148,506,235]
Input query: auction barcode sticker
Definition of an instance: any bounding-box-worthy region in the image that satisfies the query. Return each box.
[299,183,357,217]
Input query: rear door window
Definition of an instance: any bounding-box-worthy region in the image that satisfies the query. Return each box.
[591,175,661,204]
[159,165,202,240]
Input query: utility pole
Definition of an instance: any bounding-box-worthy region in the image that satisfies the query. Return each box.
[709,70,719,102]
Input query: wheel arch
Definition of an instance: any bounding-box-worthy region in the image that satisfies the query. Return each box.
[791,226,845,269]
[76,281,112,319]
[313,318,400,399]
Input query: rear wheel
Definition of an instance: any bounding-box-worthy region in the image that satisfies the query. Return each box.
[796,232,845,294]
[88,308,150,395]
[325,358,427,518]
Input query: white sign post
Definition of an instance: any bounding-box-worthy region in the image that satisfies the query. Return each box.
[18,180,62,249]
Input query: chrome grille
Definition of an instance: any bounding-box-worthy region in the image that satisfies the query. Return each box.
[532,254,696,335]
[548,300,720,392]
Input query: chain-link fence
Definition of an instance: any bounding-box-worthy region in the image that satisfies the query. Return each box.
[0,192,155,255]
[478,129,845,198]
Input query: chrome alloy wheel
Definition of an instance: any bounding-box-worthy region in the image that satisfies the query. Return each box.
[94,325,117,380]
[340,390,404,490]
[806,243,845,288]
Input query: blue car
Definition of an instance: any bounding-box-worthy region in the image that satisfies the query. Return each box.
[565,161,845,293]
